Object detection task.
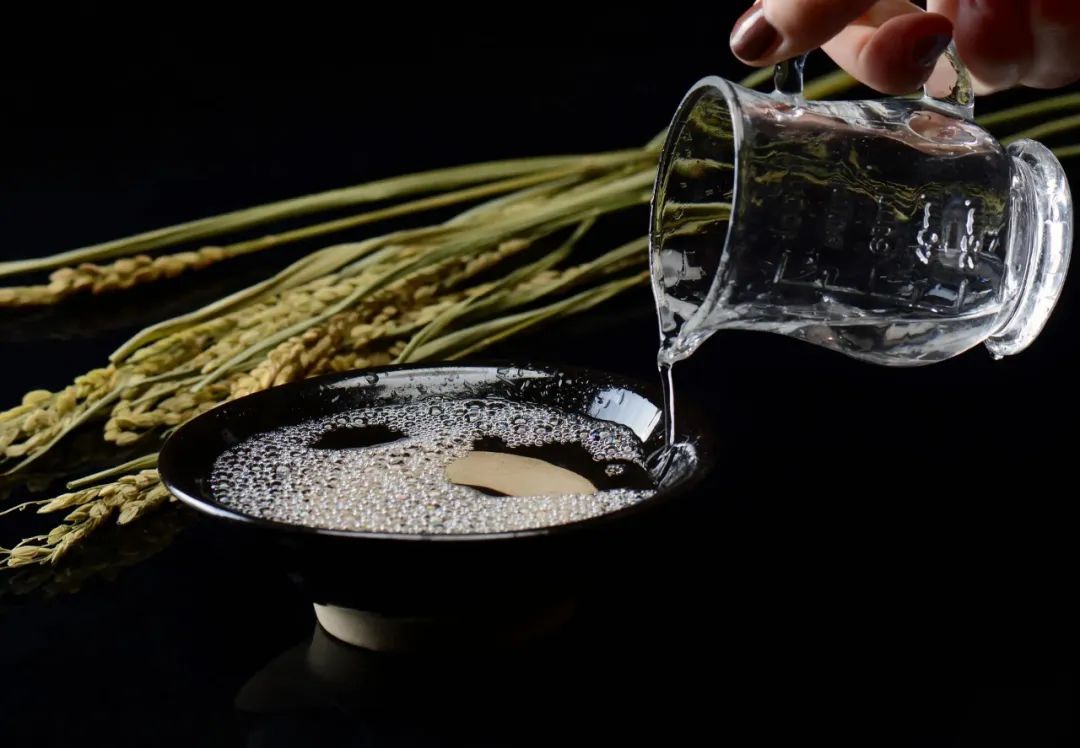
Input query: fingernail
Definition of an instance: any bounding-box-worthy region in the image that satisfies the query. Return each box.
[731,2,781,62]
[912,33,952,68]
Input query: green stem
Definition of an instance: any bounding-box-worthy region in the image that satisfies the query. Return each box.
[447,175,585,226]
[737,67,859,100]
[739,67,774,90]
[1052,144,1080,159]
[412,271,649,362]
[193,170,654,388]
[394,220,595,363]
[0,151,647,281]
[219,164,628,260]
[487,238,648,314]
[110,224,460,362]
[66,454,159,490]
[977,92,1080,129]
[803,70,859,100]
[1002,113,1080,145]
[111,161,649,364]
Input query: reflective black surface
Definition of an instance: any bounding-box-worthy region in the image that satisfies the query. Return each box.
[1,8,1076,745]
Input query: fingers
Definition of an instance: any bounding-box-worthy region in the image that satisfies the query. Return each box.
[730,0,880,64]
[931,0,1080,93]
[731,1,957,95]
[823,10,955,94]
[935,0,1034,92]
[729,0,1080,96]
[1015,0,1080,90]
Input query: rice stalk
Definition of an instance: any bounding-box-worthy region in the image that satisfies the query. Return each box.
[394,220,596,362]
[0,168,645,474]
[2,68,1077,575]
[1002,113,1080,145]
[409,272,650,362]
[0,151,647,281]
[191,170,653,388]
[976,92,1080,129]
[0,160,645,308]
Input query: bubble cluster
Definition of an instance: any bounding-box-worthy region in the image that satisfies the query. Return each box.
[210,397,656,535]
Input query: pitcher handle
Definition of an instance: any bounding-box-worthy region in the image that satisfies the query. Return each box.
[773,44,974,120]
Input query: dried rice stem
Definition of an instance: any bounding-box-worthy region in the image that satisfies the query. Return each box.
[2,470,165,567]
[2,506,184,597]
[104,380,234,446]
[0,163,617,308]
[1,367,122,467]
[0,247,227,308]
[0,150,648,281]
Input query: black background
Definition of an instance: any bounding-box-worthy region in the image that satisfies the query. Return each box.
[0,6,1076,746]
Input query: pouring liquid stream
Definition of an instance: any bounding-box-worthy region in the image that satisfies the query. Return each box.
[649,59,808,478]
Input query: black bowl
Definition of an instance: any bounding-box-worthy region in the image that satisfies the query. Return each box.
[159,363,715,649]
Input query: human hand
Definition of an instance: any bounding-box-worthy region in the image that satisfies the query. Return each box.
[729,1,1080,95]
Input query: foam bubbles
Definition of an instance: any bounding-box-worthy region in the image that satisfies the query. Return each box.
[210,397,655,535]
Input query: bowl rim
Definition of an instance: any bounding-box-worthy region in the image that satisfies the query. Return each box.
[158,360,715,545]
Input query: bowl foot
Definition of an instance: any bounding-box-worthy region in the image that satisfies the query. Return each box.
[313,598,576,652]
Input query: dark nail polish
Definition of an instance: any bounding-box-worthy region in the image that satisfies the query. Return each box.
[913,33,952,68]
[730,2,781,62]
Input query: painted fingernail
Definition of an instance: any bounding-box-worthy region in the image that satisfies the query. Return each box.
[731,2,781,62]
[913,33,952,68]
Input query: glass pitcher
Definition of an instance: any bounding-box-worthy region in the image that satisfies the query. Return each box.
[650,50,1073,366]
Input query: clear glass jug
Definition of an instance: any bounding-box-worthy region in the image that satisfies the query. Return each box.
[650,51,1073,366]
